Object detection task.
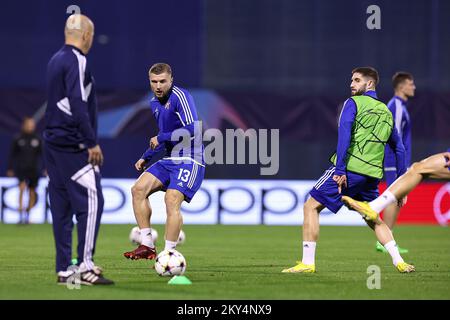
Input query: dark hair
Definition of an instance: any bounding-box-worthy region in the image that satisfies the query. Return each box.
[149,63,172,76]
[352,67,379,86]
[392,72,413,89]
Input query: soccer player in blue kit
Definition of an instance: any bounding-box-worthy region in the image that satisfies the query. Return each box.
[124,63,205,260]
[282,67,415,274]
[377,72,415,253]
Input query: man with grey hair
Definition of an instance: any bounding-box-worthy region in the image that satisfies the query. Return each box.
[44,14,113,285]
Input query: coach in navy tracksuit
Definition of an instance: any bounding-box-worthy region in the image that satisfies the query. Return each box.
[44,14,113,285]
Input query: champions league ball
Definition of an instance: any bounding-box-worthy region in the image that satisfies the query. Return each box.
[154,249,186,276]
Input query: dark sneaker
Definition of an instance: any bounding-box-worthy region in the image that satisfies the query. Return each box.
[123,244,157,260]
[80,270,114,285]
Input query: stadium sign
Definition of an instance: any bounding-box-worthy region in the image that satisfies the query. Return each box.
[0,178,447,226]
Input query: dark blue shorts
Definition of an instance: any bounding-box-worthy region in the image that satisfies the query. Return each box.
[146,158,205,203]
[309,166,380,213]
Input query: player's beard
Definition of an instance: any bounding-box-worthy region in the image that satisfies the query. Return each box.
[155,88,171,103]
[352,85,367,96]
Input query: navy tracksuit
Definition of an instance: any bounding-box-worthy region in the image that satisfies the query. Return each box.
[44,45,103,273]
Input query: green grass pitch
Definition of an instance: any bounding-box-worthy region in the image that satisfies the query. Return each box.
[0,224,449,299]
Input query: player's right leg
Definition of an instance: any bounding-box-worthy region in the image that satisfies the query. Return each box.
[283,167,340,273]
[44,146,76,283]
[49,183,78,283]
[124,169,165,260]
[131,171,164,230]
[282,196,324,273]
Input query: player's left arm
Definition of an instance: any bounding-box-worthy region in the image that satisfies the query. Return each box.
[333,99,357,192]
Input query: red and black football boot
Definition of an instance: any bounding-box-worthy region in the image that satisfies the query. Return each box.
[123,244,157,260]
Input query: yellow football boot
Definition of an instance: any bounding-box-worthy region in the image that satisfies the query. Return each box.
[396,262,415,273]
[342,196,379,222]
[282,261,315,273]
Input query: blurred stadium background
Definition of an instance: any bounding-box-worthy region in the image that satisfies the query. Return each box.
[0,0,449,301]
[0,0,449,226]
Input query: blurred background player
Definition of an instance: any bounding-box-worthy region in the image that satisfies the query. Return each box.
[378,72,416,253]
[343,149,450,223]
[123,63,205,260]
[6,117,42,224]
[44,14,113,285]
[282,67,415,274]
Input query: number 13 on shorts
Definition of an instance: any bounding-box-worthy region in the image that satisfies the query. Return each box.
[177,168,191,182]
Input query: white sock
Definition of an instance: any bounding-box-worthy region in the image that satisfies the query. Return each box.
[301,241,316,265]
[164,240,177,251]
[140,228,155,248]
[384,240,404,266]
[369,190,397,213]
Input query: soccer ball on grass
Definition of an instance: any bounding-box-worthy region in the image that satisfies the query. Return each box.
[154,249,186,276]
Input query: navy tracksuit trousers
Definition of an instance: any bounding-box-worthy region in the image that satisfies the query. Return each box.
[44,144,104,273]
